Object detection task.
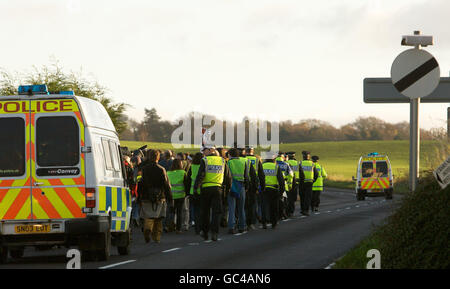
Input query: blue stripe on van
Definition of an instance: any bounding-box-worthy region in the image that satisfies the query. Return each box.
[117,187,122,211]
[106,187,112,211]
[111,220,116,231]
[125,188,130,207]
[120,220,125,231]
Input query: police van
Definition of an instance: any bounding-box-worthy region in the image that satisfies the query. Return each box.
[353,152,394,201]
[0,84,131,263]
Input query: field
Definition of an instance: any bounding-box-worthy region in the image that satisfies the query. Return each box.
[120,140,449,185]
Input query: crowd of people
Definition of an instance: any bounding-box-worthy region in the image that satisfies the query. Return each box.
[122,146,327,243]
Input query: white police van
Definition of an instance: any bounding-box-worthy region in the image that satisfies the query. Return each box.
[0,84,131,263]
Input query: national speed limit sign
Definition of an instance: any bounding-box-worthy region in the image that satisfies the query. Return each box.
[391,48,440,99]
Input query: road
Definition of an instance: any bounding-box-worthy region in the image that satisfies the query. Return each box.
[0,188,400,269]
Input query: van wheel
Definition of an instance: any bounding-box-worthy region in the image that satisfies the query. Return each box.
[117,230,131,256]
[0,247,8,264]
[385,189,393,200]
[356,191,365,201]
[10,247,24,259]
[96,230,111,261]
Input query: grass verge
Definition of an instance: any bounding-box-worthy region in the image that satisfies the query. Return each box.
[333,172,450,269]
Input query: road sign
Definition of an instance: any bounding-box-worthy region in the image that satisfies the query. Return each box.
[363,77,450,103]
[433,156,450,189]
[391,48,440,99]
[364,31,444,193]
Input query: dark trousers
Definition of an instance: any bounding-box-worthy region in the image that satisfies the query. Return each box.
[300,182,313,213]
[190,195,202,233]
[173,198,185,231]
[312,190,322,208]
[245,190,257,226]
[262,188,279,226]
[200,186,223,234]
[287,184,298,216]
[278,194,287,219]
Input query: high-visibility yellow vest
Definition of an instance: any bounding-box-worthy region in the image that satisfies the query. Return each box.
[263,162,279,190]
[246,156,259,176]
[167,169,186,199]
[313,163,327,191]
[228,157,246,182]
[301,160,314,182]
[190,164,200,195]
[202,156,225,188]
[288,159,300,180]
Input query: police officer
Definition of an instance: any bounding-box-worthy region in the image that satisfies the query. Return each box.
[216,147,229,228]
[245,146,264,230]
[311,155,327,212]
[286,152,299,217]
[194,147,232,241]
[299,151,319,216]
[261,154,284,229]
[227,148,250,234]
[186,152,203,234]
[275,152,292,220]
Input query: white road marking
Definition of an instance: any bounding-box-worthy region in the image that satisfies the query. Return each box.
[326,211,332,213]
[188,242,199,246]
[324,262,335,269]
[204,240,212,243]
[346,207,351,210]
[99,260,136,269]
[314,212,320,215]
[356,205,360,208]
[162,247,181,253]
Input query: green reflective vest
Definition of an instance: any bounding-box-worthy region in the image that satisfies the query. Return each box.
[167,169,186,199]
[246,156,259,176]
[313,163,327,191]
[288,159,300,180]
[263,162,279,190]
[202,156,225,188]
[190,164,200,195]
[228,157,246,182]
[301,160,314,182]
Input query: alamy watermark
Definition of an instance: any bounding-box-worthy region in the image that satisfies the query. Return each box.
[170,112,279,158]
[366,249,381,269]
[66,249,81,269]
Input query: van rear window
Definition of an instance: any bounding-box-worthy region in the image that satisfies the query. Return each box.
[36,116,79,167]
[0,118,25,177]
[361,162,373,178]
[376,161,389,177]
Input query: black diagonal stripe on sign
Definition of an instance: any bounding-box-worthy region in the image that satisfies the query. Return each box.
[394,57,438,92]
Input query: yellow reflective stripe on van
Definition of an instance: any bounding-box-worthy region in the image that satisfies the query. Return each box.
[98,186,131,215]
[98,186,131,232]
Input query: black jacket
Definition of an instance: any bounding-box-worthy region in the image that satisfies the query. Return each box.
[139,161,172,203]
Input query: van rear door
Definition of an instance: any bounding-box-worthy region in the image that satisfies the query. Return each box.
[0,101,31,221]
[30,99,86,220]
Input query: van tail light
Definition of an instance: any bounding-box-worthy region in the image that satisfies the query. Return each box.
[86,188,96,208]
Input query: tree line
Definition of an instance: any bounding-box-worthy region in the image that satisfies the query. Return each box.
[120,108,448,143]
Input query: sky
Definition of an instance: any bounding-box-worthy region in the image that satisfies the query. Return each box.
[0,0,449,130]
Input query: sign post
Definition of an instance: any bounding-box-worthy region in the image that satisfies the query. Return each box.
[390,31,440,192]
